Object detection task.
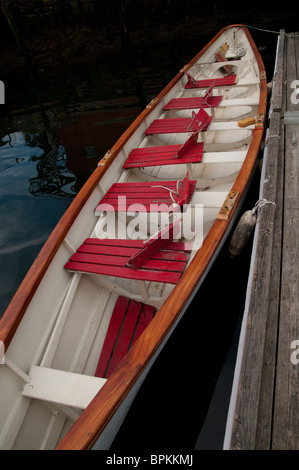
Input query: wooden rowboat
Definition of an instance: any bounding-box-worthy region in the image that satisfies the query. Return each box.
[0,25,266,450]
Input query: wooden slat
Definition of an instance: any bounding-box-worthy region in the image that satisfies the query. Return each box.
[83,238,193,251]
[184,73,237,88]
[69,252,187,273]
[65,260,183,283]
[95,297,156,379]
[145,118,194,134]
[145,114,212,135]
[163,96,222,110]
[105,300,142,378]
[270,31,285,114]
[95,179,197,213]
[64,236,193,284]
[78,242,190,262]
[123,143,204,168]
[131,303,156,346]
[95,296,130,378]
[124,130,204,169]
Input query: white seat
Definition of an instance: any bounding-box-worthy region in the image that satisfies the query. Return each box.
[23,366,107,409]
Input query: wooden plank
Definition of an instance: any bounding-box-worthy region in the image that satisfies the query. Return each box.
[78,243,190,262]
[146,119,255,136]
[83,238,193,252]
[184,73,237,88]
[230,112,281,449]
[270,30,285,114]
[123,144,204,168]
[95,180,197,212]
[272,123,299,449]
[285,34,298,113]
[105,300,142,378]
[65,232,192,281]
[145,109,212,135]
[131,303,156,346]
[95,296,130,378]
[78,244,138,257]
[23,366,107,409]
[95,298,156,379]
[67,241,191,270]
[255,118,285,449]
[253,32,285,448]
[125,131,204,168]
[217,97,260,108]
[69,251,188,274]
[163,96,223,110]
[215,43,233,74]
[65,260,183,283]
[124,150,245,168]
[272,33,299,449]
[201,151,247,164]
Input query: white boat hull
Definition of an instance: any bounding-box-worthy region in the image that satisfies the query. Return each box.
[0,24,267,450]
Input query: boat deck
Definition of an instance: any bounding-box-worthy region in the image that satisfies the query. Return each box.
[225,30,299,450]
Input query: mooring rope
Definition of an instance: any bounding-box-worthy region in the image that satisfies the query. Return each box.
[238,25,292,38]
[253,198,276,213]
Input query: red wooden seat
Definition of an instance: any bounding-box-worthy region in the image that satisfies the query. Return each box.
[184,73,237,89]
[95,173,196,213]
[163,84,223,110]
[145,107,212,135]
[163,96,222,110]
[64,223,193,284]
[95,296,156,378]
[123,130,204,168]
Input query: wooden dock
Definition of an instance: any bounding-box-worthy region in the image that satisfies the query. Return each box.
[224,30,299,450]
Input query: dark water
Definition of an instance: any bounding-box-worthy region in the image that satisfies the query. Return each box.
[0,11,295,450]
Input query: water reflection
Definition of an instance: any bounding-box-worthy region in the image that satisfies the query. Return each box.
[0,129,76,315]
[26,133,76,199]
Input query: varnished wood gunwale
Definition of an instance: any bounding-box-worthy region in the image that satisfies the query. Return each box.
[55,26,267,450]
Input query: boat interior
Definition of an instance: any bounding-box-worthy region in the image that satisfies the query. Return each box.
[0,26,263,449]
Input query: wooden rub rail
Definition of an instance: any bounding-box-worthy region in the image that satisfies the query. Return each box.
[225,30,299,450]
